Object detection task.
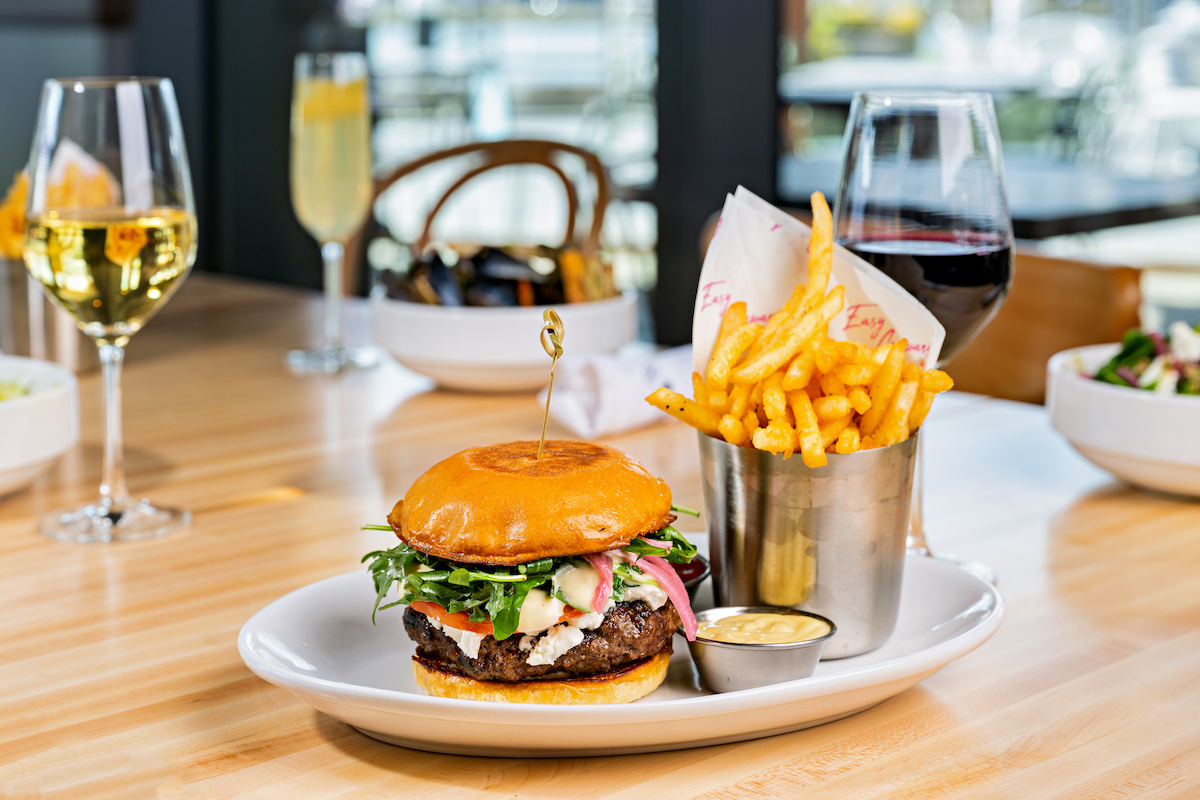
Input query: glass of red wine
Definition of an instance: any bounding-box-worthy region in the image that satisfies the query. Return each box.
[833,91,1013,584]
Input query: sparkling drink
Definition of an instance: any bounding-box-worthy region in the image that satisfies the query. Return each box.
[290,75,372,244]
[285,52,379,374]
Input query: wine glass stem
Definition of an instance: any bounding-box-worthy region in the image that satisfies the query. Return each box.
[97,342,131,513]
[322,240,344,351]
[907,432,931,557]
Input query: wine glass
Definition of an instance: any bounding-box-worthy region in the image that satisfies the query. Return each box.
[286,52,379,374]
[833,91,1014,583]
[23,77,196,542]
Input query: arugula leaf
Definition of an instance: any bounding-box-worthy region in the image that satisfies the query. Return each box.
[485,578,545,641]
[619,526,697,564]
[671,504,700,517]
[1094,331,1156,387]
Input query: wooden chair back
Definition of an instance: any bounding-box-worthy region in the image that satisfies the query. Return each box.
[347,140,610,293]
[945,251,1141,403]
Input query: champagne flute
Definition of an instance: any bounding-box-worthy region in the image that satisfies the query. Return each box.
[833,92,1014,583]
[23,77,196,542]
[286,52,378,374]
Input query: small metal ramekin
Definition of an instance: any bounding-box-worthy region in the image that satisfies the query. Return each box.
[687,606,837,693]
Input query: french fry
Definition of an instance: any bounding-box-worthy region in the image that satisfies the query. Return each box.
[727,383,752,419]
[707,388,731,414]
[800,191,833,313]
[921,369,954,394]
[730,286,844,385]
[707,322,763,390]
[787,389,826,468]
[908,389,935,433]
[692,372,708,406]
[711,302,747,358]
[782,349,816,392]
[859,340,907,436]
[747,285,806,360]
[645,388,721,438]
[742,409,761,439]
[819,412,853,449]
[804,373,822,401]
[705,305,746,393]
[812,394,852,423]
[833,341,872,364]
[835,425,861,454]
[762,372,789,421]
[719,414,748,446]
[813,336,840,374]
[860,434,878,450]
[834,363,878,386]
[848,385,871,415]
[901,364,922,382]
[818,371,846,398]
[875,380,919,446]
[752,419,796,458]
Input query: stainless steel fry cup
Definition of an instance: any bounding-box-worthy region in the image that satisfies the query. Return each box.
[687,606,836,693]
[698,432,917,658]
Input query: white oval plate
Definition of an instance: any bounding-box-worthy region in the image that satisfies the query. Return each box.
[239,554,1003,757]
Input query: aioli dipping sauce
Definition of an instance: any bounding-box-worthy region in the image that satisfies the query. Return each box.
[696,612,831,645]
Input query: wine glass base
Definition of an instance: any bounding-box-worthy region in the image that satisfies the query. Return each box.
[908,548,998,585]
[38,500,191,543]
[285,345,380,375]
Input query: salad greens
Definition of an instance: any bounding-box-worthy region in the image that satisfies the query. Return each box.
[1093,322,1200,395]
[361,524,697,642]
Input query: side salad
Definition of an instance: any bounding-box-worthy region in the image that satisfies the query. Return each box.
[1092,321,1200,395]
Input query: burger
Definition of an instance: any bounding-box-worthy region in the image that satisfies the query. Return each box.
[362,439,699,704]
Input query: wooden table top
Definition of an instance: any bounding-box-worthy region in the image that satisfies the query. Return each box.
[3,274,1199,798]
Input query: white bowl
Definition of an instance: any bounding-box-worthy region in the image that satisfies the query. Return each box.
[370,291,639,392]
[1047,343,1200,497]
[0,356,79,497]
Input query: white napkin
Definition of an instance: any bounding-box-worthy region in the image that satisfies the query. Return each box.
[540,346,694,438]
[693,187,945,370]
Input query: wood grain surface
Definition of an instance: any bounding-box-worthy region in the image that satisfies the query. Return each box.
[2,274,1199,799]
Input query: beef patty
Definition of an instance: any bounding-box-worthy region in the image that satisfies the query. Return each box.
[404,600,682,682]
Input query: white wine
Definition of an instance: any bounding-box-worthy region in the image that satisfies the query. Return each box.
[290,76,372,243]
[23,207,196,345]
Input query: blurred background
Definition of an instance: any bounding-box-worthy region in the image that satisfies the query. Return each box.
[0,0,1198,386]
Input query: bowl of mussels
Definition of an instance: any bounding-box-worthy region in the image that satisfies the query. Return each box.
[371,244,638,392]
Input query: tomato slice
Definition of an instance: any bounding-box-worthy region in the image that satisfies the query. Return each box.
[409,601,494,635]
[410,601,587,636]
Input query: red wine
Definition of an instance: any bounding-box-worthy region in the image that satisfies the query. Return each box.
[843,232,1012,364]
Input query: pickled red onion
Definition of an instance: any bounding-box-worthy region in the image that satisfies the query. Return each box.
[582,553,613,614]
[641,539,672,549]
[635,554,698,640]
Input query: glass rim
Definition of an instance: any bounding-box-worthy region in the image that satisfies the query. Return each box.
[853,90,993,105]
[45,76,170,88]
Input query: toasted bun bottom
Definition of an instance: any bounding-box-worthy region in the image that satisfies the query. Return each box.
[412,650,671,705]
